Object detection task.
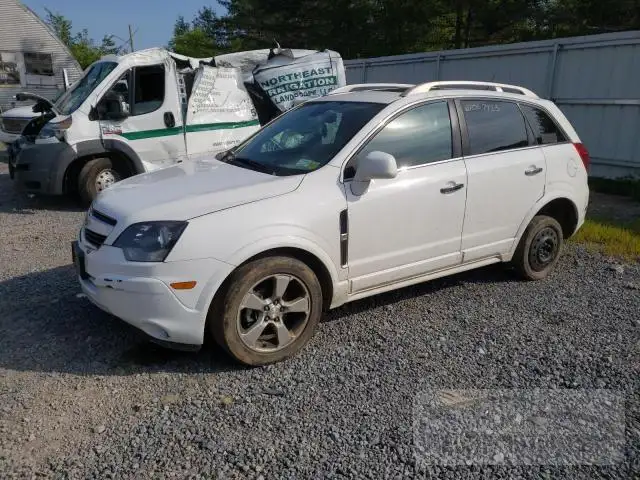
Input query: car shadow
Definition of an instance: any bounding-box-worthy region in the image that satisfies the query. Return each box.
[324,262,519,323]
[0,264,242,376]
[0,171,85,215]
[0,258,519,377]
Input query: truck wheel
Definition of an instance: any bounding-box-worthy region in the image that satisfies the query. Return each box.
[208,256,323,366]
[511,215,564,281]
[78,157,123,206]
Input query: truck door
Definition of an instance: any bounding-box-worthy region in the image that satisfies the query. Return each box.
[99,62,187,172]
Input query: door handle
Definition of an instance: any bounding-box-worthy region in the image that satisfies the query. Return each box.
[440,182,465,194]
[525,166,543,176]
[164,112,176,128]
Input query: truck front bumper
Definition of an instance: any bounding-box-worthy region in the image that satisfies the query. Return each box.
[11,141,72,195]
[0,130,20,144]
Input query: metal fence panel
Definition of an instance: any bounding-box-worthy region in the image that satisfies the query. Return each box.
[344,31,640,178]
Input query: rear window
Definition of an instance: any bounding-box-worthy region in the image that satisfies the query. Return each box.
[461,100,529,155]
[520,104,567,145]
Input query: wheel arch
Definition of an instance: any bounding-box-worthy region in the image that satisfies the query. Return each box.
[535,197,579,239]
[62,140,143,194]
[509,193,582,259]
[209,246,336,316]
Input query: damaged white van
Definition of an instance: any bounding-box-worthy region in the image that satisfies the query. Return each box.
[8,46,345,205]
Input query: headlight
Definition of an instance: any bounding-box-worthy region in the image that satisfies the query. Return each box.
[113,221,187,262]
[37,124,57,139]
[37,116,72,140]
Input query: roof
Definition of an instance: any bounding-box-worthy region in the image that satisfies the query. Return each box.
[319,81,545,106]
[98,48,215,69]
[316,90,405,104]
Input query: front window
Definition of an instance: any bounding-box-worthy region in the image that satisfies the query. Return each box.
[353,101,453,169]
[132,65,165,115]
[224,101,386,176]
[55,61,118,115]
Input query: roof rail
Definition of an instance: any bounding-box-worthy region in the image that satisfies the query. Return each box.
[402,81,539,98]
[328,83,415,95]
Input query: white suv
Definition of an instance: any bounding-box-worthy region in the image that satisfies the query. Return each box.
[73,81,590,365]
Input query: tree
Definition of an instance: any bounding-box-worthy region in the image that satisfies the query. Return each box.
[168,15,220,57]
[44,9,124,69]
[171,0,640,60]
[44,9,73,47]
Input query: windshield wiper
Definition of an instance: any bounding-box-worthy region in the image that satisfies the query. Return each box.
[226,155,275,175]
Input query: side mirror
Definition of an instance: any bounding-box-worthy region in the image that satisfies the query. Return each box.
[96,92,130,121]
[351,151,398,195]
[62,68,71,90]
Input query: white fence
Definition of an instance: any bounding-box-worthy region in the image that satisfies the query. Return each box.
[344,31,640,178]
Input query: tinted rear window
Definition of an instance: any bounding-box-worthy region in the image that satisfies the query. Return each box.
[520,104,567,145]
[461,100,529,155]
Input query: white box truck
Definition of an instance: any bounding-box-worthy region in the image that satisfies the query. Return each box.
[8,46,346,204]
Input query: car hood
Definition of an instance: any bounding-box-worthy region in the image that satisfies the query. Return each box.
[1,105,36,119]
[14,92,57,113]
[94,158,304,224]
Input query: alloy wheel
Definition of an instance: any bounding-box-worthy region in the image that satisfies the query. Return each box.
[236,274,311,353]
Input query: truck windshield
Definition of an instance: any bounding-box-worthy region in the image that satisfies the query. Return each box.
[54,62,118,115]
[224,101,386,176]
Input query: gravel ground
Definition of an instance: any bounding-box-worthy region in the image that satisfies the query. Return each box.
[0,158,639,479]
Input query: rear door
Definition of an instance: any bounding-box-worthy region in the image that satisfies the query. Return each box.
[457,98,547,262]
[99,63,186,171]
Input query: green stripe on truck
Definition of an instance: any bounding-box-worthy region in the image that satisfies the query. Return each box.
[120,120,261,140]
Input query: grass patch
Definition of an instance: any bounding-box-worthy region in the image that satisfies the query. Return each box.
[589,177,640,202]
[571,218,640,261]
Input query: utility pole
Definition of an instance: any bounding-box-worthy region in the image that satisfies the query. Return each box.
[128,24,134,52]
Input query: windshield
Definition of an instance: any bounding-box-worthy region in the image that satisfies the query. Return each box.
[51,89,65,103]
[54,61,118,115]
[225,100,386,176]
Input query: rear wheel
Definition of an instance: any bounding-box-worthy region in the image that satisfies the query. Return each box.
[209,256,323,366]
[511,215,564,280]
[77,157,124,206]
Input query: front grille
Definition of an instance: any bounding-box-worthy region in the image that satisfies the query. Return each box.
[91,209,117,226]
[84,228,107,247]
[1,118,30,134]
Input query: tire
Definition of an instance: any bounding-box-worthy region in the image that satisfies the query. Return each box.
[511,215,564,281]
[77,157,124,206]
[208,256,323,366]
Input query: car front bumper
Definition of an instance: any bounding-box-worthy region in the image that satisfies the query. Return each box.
[72,238,233,349]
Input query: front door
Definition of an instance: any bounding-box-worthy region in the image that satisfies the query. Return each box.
[457,99,547,262]
[344,100,468,293]
[99,63,186,171]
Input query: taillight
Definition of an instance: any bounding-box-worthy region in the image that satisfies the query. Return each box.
[574,143,590,172]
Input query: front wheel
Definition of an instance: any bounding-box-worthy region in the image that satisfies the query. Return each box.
[511,215,564,281]
[77,157,124,206]
[209,256,323,366]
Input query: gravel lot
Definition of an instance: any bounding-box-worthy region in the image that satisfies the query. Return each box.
[0,158,639,479]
